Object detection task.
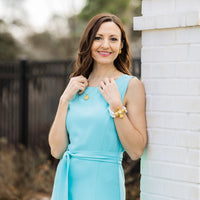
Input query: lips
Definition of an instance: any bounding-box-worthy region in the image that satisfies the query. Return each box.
[98,51,112,56]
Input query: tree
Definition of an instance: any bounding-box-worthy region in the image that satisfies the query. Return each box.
[78,0,131,22]
[25,31,79,60]
[0,31,20,61]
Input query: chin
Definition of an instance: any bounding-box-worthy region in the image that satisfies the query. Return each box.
[94,57,117,65]
[96,61,114,65]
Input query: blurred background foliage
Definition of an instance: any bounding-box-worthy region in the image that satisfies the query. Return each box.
[0,31,21,60]
[0,0,141,61]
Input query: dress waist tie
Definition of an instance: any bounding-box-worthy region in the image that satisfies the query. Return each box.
[51,149,123,200]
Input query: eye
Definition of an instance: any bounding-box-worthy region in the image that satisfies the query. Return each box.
[110,37,118,42]
[94,36,102,40]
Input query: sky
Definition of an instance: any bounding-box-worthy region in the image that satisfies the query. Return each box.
[0,0,86,31]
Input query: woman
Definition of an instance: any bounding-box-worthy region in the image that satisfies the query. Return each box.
[49,13,147,200]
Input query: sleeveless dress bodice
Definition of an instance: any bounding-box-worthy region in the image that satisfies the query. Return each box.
[51,74,134,200]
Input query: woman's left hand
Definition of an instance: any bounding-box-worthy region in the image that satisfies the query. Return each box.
[99,78,123,111]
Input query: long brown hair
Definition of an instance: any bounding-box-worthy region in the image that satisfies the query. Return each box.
[71,13,131,78]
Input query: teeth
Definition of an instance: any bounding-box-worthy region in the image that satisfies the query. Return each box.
[100,52,110,55]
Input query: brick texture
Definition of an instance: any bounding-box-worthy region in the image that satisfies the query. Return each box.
[133,0,200,199]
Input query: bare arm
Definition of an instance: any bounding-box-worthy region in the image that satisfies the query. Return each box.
[48,75,88,159]
[113,78,147,160]
[99,77,147,160]
[48,98,69,159]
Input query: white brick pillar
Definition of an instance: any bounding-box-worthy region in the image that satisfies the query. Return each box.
[133,1,200,200]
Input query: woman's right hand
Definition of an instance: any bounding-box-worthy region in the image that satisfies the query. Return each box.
[60,75,88,103]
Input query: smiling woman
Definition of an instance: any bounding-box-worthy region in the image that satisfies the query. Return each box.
[72,13,131,79]
[48,13,147,200]
[91,22,123,66]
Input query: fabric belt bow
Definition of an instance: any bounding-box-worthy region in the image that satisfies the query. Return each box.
[51,149,123,200]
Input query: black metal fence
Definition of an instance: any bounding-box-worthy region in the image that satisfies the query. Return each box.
[0,59,141,151]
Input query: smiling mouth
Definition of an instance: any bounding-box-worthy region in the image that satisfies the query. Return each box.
[98,51,112,56]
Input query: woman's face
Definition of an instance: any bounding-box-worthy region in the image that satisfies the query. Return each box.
[91,22,123,66]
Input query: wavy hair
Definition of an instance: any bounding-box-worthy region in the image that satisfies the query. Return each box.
[71,13,131,78]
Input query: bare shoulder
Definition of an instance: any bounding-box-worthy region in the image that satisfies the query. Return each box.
[124,77,145,105]
[128,77,144,89]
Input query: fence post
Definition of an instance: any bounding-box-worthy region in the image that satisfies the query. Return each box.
[19,59,29,147]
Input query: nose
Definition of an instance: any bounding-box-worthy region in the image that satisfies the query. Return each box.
[101,38,109,49]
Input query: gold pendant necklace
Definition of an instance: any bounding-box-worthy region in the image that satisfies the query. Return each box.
[83,88,89,100]
[84,94,89,100]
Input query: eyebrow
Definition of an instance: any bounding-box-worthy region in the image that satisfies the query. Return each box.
[96,33,120,37]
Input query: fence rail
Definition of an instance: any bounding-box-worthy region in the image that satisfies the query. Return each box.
[0,59,141,151]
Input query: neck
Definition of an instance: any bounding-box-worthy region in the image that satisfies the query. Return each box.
[89,63,118,80]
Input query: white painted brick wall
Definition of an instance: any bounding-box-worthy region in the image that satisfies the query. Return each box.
[142,63,200,78]
[143,79,200,96]
[133,0,200,199]
[146,95,200,113]
[140,176,199,200]
[142,144,200,166]
[148,129,200,149]
[142,0,200,15]
[141,160,199,182]
[134,11,200,30]
[142,27,200,46]
[142,45,200,63]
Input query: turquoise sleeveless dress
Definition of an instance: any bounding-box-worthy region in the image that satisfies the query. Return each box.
[51,74,134,200]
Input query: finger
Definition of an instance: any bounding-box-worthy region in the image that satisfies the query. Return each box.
[71,75,87,83]
[110,78,116,85]
[83,79,89,89]
[79,80,87,88]
[70,77,88,91]
[78,90,84,95]
[79,80,88,94]
[80,79,89,88]
[103,78,110,86]
[77,75,85,79]
[78,84,86,94]
[73,81,83,90]
[98,85,104,94]
[99,81,105,90]
[84,79,89,87]
[110,78,115,83]
[79,77,88,84]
